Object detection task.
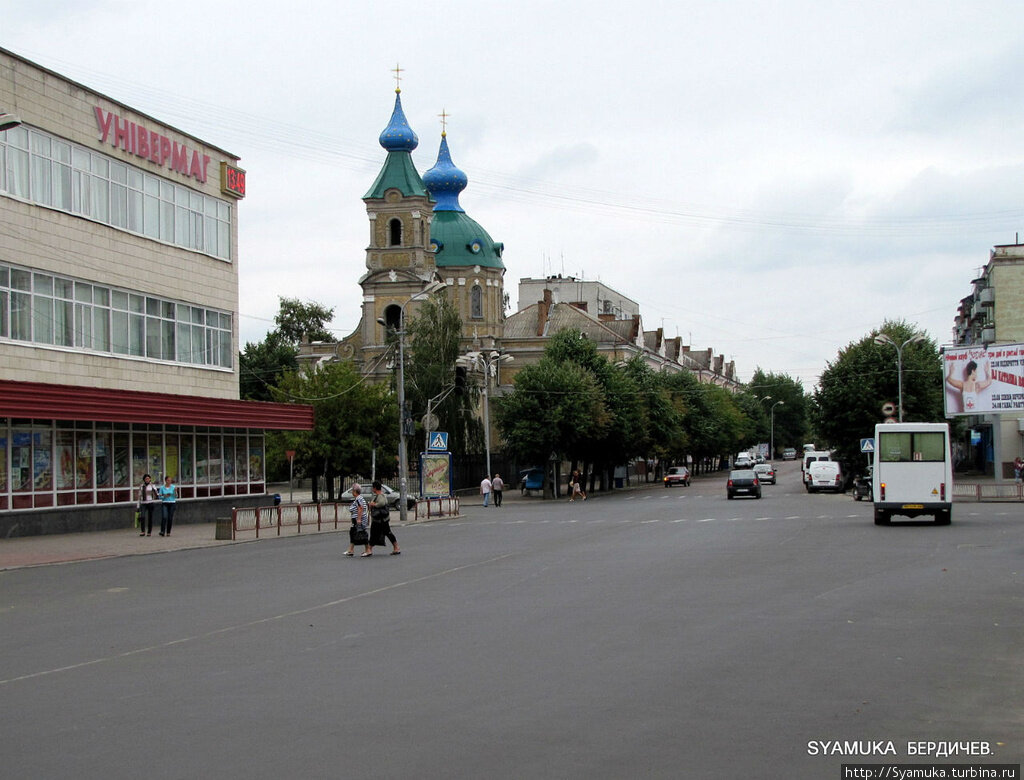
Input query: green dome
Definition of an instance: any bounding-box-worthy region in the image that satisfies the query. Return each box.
[430,210,504,270]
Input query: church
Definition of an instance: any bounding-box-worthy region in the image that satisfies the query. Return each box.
[299,84,740,394]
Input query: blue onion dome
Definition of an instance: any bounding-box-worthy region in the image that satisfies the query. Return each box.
[378,90,418,152]
[423,133,467,212]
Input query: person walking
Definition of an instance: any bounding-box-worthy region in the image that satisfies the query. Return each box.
[480,475,492,507]
[569,469,587,502]
[1014,457,1023,486]
[369,481,400,555]
[491,473,505,507]
[158,475,177,536]
[345,483,372,557]
[137,474,159,536]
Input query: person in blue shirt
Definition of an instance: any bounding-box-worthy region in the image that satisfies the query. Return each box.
[158,475,177,537]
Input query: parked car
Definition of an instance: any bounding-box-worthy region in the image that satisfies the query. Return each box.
[753,463,776,485]
[518,467,545,494]
[782,447,797,460]
[734,453,754,469]
[806,461,844,493]
[340,483,417,510]
[727,469,761,499]
[663,466,691,487]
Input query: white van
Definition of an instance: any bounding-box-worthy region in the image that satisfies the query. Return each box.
[872,422,953,525]
[802,451,832,487]
[807,461,844,493]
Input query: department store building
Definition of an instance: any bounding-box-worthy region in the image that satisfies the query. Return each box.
[0,48,312,536]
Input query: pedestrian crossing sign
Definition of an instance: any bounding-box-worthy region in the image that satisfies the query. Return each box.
[428,432,449,452]
[860,438,875,453]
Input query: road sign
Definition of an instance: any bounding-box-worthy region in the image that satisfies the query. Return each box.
[881,401,896,416]
[285,450,296,461]
[427,431,449,452]
[860,438,875,453]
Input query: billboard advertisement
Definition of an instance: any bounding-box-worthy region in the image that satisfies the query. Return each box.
[943,343,1024,416]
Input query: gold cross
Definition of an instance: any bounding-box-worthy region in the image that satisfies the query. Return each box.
[438,109,450,136]
[392,63,404,93]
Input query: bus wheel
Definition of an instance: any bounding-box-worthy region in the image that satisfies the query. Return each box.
[874,508,891,526]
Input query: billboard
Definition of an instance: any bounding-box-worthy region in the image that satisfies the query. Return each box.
[943,343,1024,416]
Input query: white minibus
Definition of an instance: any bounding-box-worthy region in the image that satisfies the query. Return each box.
[872,422,953,525]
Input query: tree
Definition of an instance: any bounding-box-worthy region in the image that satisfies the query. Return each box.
[273,297,335,344]
[813,319,942,472]
[269,361,396,499]
[239,297,335,402]
[747,369,810,455]
[403,294,481,457]
[494,357,605,497]
[239,332,298,402]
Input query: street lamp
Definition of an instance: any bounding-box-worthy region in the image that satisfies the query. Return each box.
[874,332,926,422]
[456,349,513,479]
[377,280,445,522]
[0,113,22,132]
[770,400,784,459]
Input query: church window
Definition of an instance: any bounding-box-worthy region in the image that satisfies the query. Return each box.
[382,304,401,331]
[388,218,402,246]
[471,284,483,319]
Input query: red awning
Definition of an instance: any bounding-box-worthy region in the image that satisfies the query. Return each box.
[0,379,313,430]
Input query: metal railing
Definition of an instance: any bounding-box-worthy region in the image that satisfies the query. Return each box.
[227,496,463,540]
[952,482,1024,501]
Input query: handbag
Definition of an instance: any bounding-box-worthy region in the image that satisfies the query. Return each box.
[350,526,369,545]
[134,508,141,529]
[370,501,389,520]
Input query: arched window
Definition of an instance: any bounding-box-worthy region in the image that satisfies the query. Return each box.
[382,304,401,331]
[388,218,402,246]
[471,284,483,319]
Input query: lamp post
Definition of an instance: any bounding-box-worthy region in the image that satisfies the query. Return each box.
[0,113,22,132]
[378,281,445,523]
[457,349,513,479]
[770,400,784,459]
[874,333,926,422]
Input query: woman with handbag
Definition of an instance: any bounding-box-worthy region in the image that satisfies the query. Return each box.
[369,481,400,555]
[345,483,372,557]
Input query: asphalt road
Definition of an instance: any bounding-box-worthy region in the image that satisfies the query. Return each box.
[2,460,1021,779]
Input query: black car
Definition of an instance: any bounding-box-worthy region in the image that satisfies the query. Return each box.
[727,469,761,499]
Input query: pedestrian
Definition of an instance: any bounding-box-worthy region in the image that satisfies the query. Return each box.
[369,480,400,555]
[569,469,587,502]
[480,475,492,507]
[1014,457,1023,484]
[491,473,504,507]
[137,474,159,536]
[345,483,372,557]
[158,475,177,536]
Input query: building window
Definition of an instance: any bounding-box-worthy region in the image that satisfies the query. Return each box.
[471,284,483,319]
[1,125,232,261]
[382,304,401,331]
[389,218,402,246]
[0,261,233,369]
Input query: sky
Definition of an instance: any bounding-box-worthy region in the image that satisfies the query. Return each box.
[7,1,1024,390]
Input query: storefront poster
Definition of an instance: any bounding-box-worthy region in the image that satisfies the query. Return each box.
[944,343,1024,416]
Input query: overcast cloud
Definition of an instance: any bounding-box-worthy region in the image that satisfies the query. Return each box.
[6,0,1024,389]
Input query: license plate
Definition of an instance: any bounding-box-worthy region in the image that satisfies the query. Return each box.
[902,504,924,509]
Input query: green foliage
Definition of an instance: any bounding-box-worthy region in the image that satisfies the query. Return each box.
[747,369,810,455]
[494,356,605,466]
[269,361,396,481]
[239,332,298,402]
[813,319,943,468]
[273,297,335,344]
[404,294,481,456]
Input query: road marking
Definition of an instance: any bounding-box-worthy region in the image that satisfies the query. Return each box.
[0,553,515,687]
[640,519,659,524]
[671,518,689,523]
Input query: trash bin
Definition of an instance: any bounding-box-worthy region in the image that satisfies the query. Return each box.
[273,493,281,506]
[215,517,233,540]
